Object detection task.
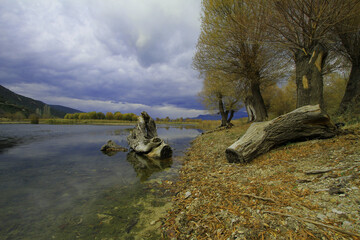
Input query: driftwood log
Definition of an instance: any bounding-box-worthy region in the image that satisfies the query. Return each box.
[127,111,172,159]
[226,105,337,163]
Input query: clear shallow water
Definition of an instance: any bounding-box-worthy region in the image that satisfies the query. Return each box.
[0,124,200,239]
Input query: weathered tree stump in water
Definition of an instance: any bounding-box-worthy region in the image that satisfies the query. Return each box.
[127,111,172,159]
[226,105,337,163]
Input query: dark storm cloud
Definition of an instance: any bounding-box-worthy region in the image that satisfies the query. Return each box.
[0,0,205,118]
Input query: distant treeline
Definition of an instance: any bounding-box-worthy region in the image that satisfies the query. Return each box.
[64,111,138,121]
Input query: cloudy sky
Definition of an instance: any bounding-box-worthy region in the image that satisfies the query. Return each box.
[0,0,207,118]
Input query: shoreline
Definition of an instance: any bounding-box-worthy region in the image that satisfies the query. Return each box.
[0,119,202,127]
[160,123,360,239]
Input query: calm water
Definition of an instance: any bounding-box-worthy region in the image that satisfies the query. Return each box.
[0,124,200,239]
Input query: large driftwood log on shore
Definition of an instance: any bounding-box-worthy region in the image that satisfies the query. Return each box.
[127,111,172,159]
[226,105,337,163]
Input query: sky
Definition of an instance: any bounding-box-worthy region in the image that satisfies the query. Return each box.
[0,0,208,118]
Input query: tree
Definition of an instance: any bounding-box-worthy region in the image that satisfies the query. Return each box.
[29,114,39,124]
[14,111,25,121]
[194,0,285,122]
[79,113,89,120]
[335,4,360,113]
[324,73,347,115]
[268,0,359,108]
[122,113,137,121]
[262,80,297,118]
[73,113,80,119]
[88,111,98,119]
[97,112,105,119]
[198,70,243,126]
[114,112,123,120]
[105,112,114,120]
[42,105,51,118]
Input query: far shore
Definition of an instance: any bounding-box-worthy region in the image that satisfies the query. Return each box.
[0,118,213,128]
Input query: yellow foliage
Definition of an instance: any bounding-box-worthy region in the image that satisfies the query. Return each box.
[323,73,347,115]
[262,80,296,119]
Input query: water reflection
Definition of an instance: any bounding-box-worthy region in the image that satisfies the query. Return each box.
[0,124,200,239]
[0,137,22,153]
[126,152,173,182]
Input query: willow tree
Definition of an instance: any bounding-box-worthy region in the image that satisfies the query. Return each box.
[194,0,283,122]
[336,4,360,113]
[198,71,244,127]
[268,0,359,109]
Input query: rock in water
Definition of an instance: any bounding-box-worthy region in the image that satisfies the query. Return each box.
[226,105,337,163]
[100,140,128,155]
[127,111,172,159]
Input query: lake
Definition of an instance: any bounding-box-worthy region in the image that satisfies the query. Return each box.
[0,124,201,239]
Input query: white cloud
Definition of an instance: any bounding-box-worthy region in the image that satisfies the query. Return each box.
[5,82,207,119]
[0,0,204,115]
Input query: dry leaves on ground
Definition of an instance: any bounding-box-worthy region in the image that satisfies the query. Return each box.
[161,123,360,240]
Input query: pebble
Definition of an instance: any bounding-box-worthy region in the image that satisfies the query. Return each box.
[317,213,326,221]
[342,221,353,231]
[332,209,345,215]
[185,191,191,199]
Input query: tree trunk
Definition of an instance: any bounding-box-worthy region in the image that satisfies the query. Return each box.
[127,111,172,159]
[245,96,256,122]
[339,63,360,113]
[245,81,267,122]
[227,110,235,123]
[218,96,229,127]
[225,105,336,163]
[250,81,268,121]
[294,45,326,109]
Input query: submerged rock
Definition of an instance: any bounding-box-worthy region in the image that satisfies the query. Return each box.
[100,140,128,155]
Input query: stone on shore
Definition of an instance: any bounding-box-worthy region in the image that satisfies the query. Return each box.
[100,140,128,155]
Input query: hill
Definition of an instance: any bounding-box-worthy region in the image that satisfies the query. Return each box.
[192,109,248,120]
[0,85,82,118]
[49,105,83,114]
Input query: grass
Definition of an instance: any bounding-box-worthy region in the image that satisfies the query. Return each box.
[0,117,250,129]
[43,118,137,125]
[0,118,139,125]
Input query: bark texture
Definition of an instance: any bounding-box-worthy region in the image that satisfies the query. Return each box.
[294,45,327,109]
[218,97,228,127]
[127,111,172,159]
[338,29,360,113]
[226,105,337,163]
[218,95,236,127]
[245,81,268,122]
[250,81,268,121]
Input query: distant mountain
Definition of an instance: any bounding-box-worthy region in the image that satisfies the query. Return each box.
[191,114,221,120]
[192,109,248,120]
[0,85,82,118]
[49,105,83,114]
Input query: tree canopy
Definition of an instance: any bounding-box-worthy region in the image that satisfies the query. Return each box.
[194,0,360,122]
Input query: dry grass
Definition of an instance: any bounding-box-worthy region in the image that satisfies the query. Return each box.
[161,122,360,239]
